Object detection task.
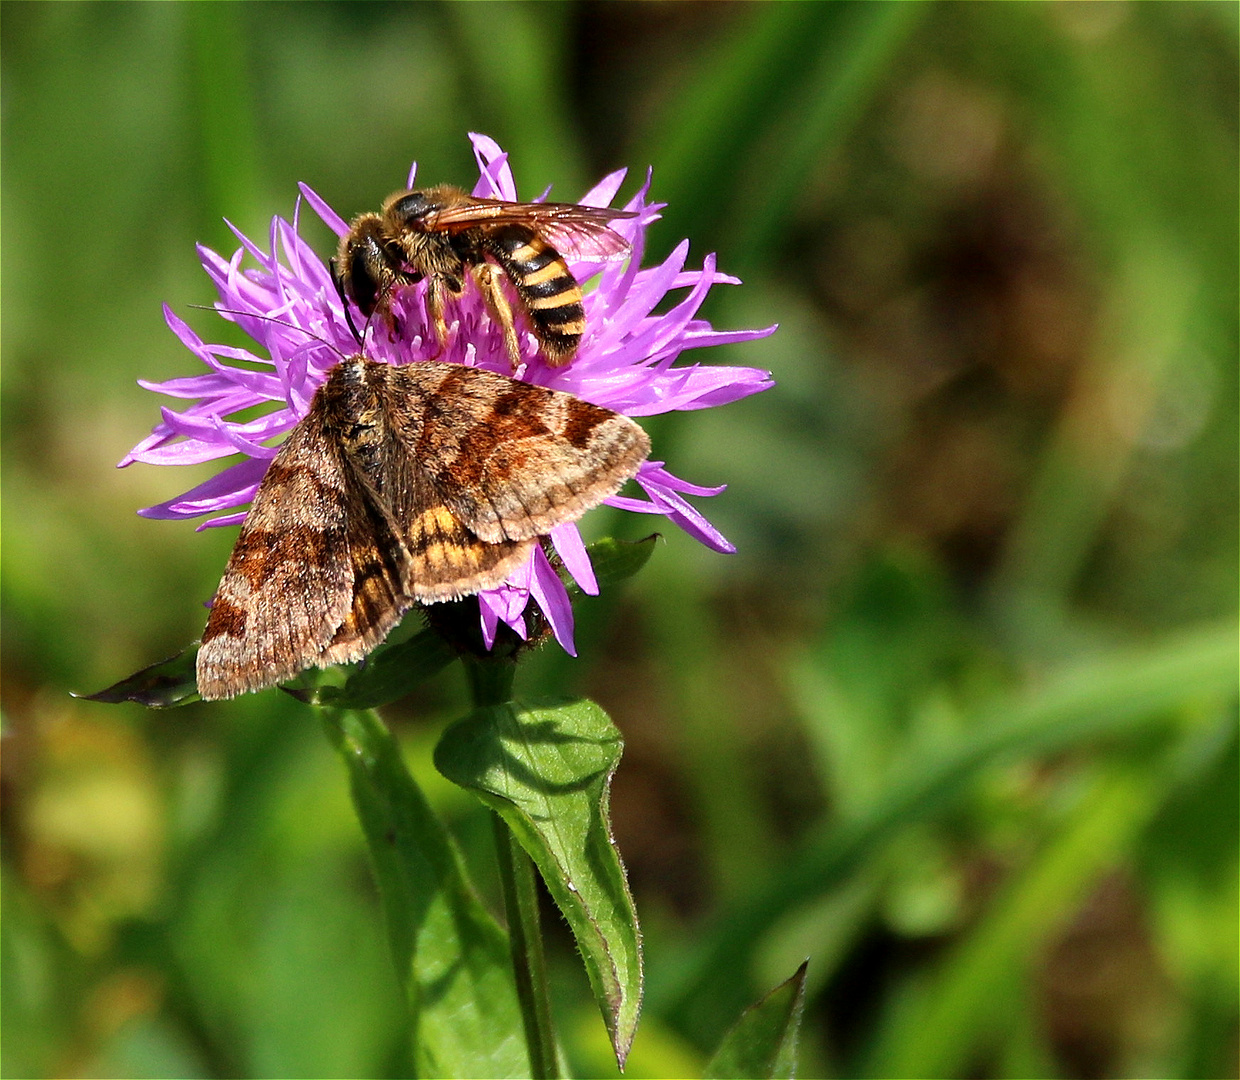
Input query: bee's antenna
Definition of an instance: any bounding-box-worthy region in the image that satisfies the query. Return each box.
[330,258,366,347]
[362,293,383,346]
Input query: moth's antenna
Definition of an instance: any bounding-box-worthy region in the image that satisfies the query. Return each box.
[187,304,349,363]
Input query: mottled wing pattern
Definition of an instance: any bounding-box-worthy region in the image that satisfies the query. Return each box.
[197,419,367,699]
[195,355,651,700]
[376,361,651,546]
[313,474,417,666]
[196,401,417,699]
[397,496,535,604]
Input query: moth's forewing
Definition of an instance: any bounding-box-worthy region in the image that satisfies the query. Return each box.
[313,475,418,666]
[195,412,370,700]
[335,360,539,604]
[195,356,651,700]
[377,361,650,545]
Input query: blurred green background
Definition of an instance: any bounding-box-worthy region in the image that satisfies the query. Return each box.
[2,2,1236,1077]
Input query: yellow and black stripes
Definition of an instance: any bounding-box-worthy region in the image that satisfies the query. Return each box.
[485,226,586,362]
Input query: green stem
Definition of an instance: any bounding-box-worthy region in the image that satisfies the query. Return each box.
[320,706,528,1077]
[494,811,560,1079]
[463,653,518,707]
[464,653,559,1078]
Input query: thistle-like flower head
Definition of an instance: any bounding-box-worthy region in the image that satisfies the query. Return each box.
[123,134,776,654]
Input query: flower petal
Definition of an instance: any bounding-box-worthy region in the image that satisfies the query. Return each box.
[470,132,518,200]
[529,546,576,655]
[550,523,596,595]
[299,182,351,237]
[579,167,628,209]
[138,455,269,520]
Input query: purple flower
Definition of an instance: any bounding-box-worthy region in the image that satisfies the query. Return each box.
[123,133,775,657]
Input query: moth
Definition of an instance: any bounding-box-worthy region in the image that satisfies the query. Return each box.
[334,184,636,368]
[195,356,650,700]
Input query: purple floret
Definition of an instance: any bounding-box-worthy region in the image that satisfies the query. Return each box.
[124,133,776,654]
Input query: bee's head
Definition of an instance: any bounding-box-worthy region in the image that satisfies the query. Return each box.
[383,184,467,232]
[391,188,441,230]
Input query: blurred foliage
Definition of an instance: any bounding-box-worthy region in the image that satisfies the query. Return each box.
[2,2,1236,1077]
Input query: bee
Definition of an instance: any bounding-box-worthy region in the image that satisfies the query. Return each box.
[334,184,636,368]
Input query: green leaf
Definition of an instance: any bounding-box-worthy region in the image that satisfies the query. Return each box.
[572,535,660,595]
[79,620,456,711]
[321,708,527,1079]
[664,620,1239,1041]
[704,961,808,1080]
[867,764,1162,1079]
[434,697,643,1068]
[76,643,201,708]
[284,627,457,709]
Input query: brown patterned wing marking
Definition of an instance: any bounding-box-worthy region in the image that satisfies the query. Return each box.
[196,357,650,699]
[378,361,650,547]
[196,421,367,701]
[315,478,417,667]
[401,498,535,603]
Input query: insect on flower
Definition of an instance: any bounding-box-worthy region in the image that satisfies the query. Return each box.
[335,184,637,368]
[195,351,650,700]
[122,133,777,695]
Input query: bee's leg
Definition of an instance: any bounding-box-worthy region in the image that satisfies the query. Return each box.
[424,274,455,356]
[471,262,522,369]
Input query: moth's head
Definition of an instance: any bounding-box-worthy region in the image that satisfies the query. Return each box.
[324,353,369,388]
[318,355,381,430]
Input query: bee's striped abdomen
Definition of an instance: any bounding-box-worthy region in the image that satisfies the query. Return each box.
[487,226,586,363]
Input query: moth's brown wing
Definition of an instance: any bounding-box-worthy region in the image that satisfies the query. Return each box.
[196,415,412,700]
[379,362,650,549]
[197,423,355,700]
[336,407,528,604]
[396,489,536,604]
[314,472,418,666]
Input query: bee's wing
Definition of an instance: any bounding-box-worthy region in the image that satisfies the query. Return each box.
[538,218,633,261]
[428,200,636,259]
